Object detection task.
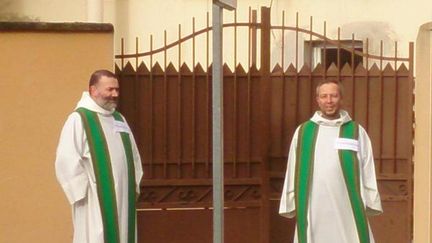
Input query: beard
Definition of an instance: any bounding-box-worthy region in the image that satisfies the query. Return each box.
[96,96,118,110]
[102,98,118,110]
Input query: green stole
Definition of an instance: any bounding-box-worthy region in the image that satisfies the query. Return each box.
[76,107,137,243]
[295,120,369,243]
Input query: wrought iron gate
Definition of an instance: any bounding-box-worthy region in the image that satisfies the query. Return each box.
[115,7,414,243]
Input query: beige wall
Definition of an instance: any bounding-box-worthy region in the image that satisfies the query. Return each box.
[414,22,432,243]
[0,24,113,242]
[107,0,432,69]
[2,0,431,68]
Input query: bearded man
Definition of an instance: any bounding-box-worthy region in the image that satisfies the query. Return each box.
[55,69,143,243]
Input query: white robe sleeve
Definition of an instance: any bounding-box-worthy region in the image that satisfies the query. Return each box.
[55,112,89,205]
[358,126,383,216]
[279,127,300,218]
[130,130,143,196]
[120,114,143,196]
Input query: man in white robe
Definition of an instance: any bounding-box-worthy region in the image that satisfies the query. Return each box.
[279,80,382,243]
[55,70,143,243]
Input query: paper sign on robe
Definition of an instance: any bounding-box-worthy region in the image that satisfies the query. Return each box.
[334,138,359,151]
[114,120,131,134]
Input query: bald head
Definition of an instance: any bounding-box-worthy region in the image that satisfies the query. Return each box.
[315,80,343,119]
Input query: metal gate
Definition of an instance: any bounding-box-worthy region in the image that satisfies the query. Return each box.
[115,7,414,243]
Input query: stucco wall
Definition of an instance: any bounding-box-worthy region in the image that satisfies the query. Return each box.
[0,23,113,242]
[108,0,432,69]
[414,22,432,243]
[1,0,431,68]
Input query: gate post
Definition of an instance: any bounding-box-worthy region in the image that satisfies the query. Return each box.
[414,23,432,243]
[259,6,271,243]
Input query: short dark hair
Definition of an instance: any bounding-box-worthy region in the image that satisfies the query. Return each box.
[315,79,344,97]
[89,69,117,87]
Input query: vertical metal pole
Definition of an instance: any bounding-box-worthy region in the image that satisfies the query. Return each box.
[212,4,224,243]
